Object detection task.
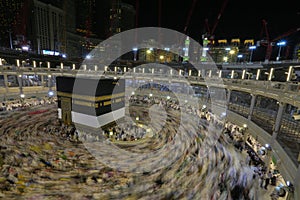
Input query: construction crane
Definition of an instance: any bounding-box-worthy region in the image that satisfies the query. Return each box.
[260,19,300,62]
[203,0,229,45]
[199,0,228,61]
[183,0,198,34]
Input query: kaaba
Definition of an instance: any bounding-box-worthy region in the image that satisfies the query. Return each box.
[56,76,125,129]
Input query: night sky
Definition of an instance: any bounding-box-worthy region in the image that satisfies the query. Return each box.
[98,0,300,42]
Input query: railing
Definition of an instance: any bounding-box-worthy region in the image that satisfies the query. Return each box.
[1,69,299,89]
[228,103,249,118]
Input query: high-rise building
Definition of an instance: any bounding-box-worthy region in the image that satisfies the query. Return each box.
[107,1,136,61]
[64,0,76,34]
[73,0,103,57]
[119,3,135,32]
[0,0,103,59]
[0,0,29,48]
[63,0,82,59]
[38,0,63,9]
[30,0,65,54]
[75,0,96,37]
[109,1,135,36]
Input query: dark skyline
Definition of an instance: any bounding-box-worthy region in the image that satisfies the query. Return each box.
[113,0,299,42]
[0,0,298,59]
[2,1,298,42]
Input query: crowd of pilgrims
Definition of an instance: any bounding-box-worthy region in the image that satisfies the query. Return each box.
[64,96,284,200]
[0,92,285,199]
[100,93,280,199]
[128,93,287,199]
[0,97,56,112]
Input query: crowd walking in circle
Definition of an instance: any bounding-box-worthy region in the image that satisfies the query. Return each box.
[0,92,290,199]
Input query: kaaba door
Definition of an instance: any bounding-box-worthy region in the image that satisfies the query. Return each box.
[61,97,72,125]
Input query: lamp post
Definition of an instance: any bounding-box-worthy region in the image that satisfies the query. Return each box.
[237,54,243,63]
[276,41,286,61]
[224,47,230,63]
[132,47,138,61]
[159,55,164,62]
[223,56,228,63]
[249,46,256,63]
[229,50,235,63]
[146,49,152,61]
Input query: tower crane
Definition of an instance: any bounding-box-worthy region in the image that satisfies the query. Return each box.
[203,0,229,45]
[179,0,229,61]
[183,0,199,34]
[260,19,300,62]
[200,0,228,61]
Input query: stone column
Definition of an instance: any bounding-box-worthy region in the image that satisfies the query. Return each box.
[3,74,8,100]
[47,75,52,90]
[41,75,45,87]
[3,74,8,90]
[264,102,285,180]
[201,69,206,78]
[272,102,285,140]
[248,94,256,121]
[17,74,23,95]
[226,89,231,105]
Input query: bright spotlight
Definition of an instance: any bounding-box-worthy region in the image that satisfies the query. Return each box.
[48,91,54,96]
[277,41,286,46]
[21,46,29,51]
